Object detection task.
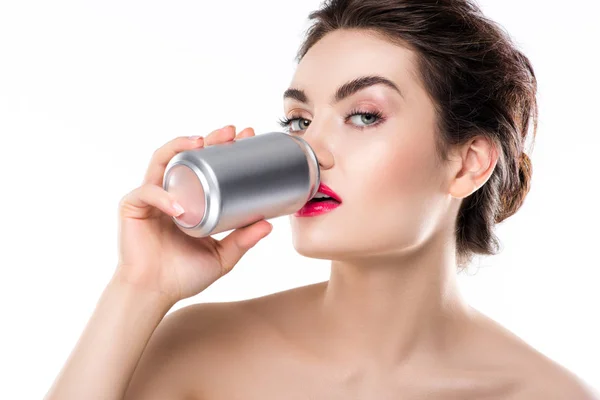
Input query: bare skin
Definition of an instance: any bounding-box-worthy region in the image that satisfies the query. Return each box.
[121,281,598,400]
[46,29,598,400]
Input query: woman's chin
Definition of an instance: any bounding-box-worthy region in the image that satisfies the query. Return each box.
[291,231,339,260]
[289,215,366,260]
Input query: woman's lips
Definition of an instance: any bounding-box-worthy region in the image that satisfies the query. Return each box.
[314,182,342,203]
[294,182,342,217]
[294,199,341,217]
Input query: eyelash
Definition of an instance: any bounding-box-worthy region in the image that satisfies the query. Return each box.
[277,108,385,133]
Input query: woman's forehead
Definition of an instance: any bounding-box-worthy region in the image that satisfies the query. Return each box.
[290,30,419,98]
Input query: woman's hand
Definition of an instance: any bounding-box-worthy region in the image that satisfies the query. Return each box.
[114,125,273,305]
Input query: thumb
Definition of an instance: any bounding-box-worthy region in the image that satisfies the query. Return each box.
[216,220,273,275]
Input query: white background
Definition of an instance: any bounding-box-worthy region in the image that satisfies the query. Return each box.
[1,0,599,398]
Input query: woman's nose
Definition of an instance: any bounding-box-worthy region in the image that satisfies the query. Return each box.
[302,128,334,170]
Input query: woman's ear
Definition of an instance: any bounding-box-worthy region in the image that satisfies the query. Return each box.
[447,136,499,199]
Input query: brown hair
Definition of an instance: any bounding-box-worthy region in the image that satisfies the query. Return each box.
[295,0,538,269]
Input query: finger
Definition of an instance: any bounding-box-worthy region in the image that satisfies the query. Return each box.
[119,184,184,220]
[204,125,229,142]
[142,136,205,186]
[235,127,255,140]
[216,219,273,276]
[205,125,236,146]
[142,125,238,188]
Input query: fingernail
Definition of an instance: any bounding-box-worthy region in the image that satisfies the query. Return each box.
[223,125,235,131]
[188,135,202,140]
[172,201,185,216]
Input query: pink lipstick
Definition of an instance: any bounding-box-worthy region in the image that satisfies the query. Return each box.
[294,182,342,217]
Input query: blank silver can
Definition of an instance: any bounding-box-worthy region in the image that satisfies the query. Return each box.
[162,131,320,238]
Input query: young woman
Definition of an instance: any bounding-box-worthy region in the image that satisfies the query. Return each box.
[45,0,597,399]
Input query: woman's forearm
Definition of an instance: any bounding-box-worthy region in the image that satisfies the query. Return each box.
[44,272,175,400]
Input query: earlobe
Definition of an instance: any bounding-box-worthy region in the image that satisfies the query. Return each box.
[449,176,478,199]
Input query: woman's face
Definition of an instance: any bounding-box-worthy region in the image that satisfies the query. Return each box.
[285,29,452,262]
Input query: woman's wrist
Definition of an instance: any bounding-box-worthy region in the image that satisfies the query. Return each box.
[110,265,179,311]
[108,269,177,315]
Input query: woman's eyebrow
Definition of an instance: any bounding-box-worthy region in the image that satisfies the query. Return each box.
[283,75,404,106]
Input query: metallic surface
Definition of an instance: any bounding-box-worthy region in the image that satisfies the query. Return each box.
[163,132,320,237]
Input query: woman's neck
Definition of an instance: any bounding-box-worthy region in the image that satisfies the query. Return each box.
[315,232,474,368]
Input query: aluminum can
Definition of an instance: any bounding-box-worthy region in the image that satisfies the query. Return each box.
[163,131,320,237]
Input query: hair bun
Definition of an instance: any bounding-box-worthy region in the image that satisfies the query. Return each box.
[518,152,532,188]
[496,152,533,224]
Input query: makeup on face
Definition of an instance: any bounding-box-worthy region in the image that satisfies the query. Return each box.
[294,182,343,217]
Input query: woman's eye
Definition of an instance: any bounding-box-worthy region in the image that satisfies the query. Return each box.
[290,118,310,132]
[277,110,384,134]
[349,113,378,127]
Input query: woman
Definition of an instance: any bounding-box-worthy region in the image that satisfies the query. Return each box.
[45,0,597,399]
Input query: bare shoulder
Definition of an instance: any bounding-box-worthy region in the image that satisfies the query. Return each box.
[124,282,322,399]
[123,300,246,399]
[511,358,599,399]
[469,311,599,400]
[515,354,599,400]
